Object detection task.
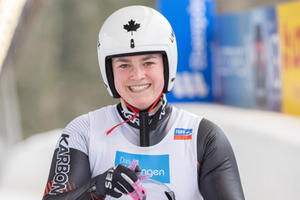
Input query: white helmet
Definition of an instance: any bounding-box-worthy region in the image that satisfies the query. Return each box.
[106,178,176,200]
[97,5,177,98]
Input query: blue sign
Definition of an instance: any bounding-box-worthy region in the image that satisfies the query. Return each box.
[156,0,216,102]
[115,151,170,183]
[216,6,281,110]
[216,12,252,108]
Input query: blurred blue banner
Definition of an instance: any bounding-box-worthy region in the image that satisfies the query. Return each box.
[216,6,281,110]
[156,0,216,102]
[216,12,252,108]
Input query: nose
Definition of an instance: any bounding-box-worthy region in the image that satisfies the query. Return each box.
[131,65,145,80]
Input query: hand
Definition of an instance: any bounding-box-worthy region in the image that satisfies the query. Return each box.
[96,161,148,200]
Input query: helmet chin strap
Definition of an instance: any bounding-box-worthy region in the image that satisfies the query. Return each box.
[106,91,163,147]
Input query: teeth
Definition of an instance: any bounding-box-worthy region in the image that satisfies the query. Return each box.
[130,84,150,91]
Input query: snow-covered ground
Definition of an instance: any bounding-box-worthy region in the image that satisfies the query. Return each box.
[0,103,300,200]
[0,129,62,200]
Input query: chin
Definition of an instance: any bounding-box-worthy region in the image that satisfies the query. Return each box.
[135,104,151,111]
[131,101,152,111]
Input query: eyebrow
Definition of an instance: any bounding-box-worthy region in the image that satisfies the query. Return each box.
[113,58,130,63]
[113,54,158,63]
[140,55,157,61]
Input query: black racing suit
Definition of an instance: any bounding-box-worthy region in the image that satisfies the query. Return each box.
[43,103,245,200]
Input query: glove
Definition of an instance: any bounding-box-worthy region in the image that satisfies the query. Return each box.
[128,160,150,181]
[127,160,150,200]
[96,160,149,200]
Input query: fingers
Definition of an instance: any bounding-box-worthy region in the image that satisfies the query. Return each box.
[128,160,150,180]
[128,160,147,178]
[121,172,135,185]
[117,165,138,183]
[134,165,142,175]
[128,160,143,175]
[128,160,138,172]
[137,174,150,181]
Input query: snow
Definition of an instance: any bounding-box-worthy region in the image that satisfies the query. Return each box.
[0,129,62,200]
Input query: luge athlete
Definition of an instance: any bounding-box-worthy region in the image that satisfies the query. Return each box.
[43,5,245,200]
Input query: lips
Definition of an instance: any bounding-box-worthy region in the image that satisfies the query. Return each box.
[129,84,151,92]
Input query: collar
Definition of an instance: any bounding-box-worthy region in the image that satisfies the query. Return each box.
[116,100,171,131]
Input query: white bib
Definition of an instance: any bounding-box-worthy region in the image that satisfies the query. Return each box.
[88,105,203,200]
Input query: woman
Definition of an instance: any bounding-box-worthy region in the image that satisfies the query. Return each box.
[43,5,245,200]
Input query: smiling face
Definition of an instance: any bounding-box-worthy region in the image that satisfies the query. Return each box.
[112,54,164,111]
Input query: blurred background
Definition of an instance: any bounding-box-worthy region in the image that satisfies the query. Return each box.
[0,0,300,199]
[1,0,297,143]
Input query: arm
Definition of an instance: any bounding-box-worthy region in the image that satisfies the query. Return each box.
[43,115,105,200]
[197,118,245,200]
[43,148,104,200]
[42,115,147,200]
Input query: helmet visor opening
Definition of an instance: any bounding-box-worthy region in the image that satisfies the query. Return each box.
[105,51,169,98]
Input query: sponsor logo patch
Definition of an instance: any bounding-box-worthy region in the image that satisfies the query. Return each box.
[174,128,192,140]
[50,134,70,195]
[115,151,170,183]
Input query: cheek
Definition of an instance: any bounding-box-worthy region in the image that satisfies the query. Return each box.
[113,71,124,92]
[154,68,165,90]
[159,75,165,90]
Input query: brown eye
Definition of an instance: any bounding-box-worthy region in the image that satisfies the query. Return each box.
[144,62,154,66]
[119,64,129,68]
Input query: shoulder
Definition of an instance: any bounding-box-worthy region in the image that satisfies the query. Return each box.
[196,118,234,164]
[173,105,203,121]
[87,104,118,120]
[55,113,91,155]
[65,104,117,136]
[57,105,116,155]
[198,118,224,135]
[89,104,117,113]
[175,108,226,144]
[66,113,90,134]
[171,106,222,138]
[197,118,227,147]
[57,105,118,155]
